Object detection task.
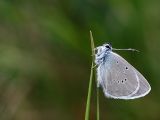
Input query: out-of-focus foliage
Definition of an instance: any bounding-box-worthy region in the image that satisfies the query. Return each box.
[0,0,159,120]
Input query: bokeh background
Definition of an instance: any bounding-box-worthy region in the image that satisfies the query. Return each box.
[0,0,159,120]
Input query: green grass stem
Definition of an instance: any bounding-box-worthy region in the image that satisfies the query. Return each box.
[85,31,100,120]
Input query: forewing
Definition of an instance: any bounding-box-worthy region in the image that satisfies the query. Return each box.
[101,52,139,99]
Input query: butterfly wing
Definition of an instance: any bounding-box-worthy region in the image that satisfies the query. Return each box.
[129,69,151,99]
[98,51,146,99]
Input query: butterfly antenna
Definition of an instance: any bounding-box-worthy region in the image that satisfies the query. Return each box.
[112,48,140,52]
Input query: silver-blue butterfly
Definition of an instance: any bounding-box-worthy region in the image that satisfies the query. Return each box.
[95,43,151,99]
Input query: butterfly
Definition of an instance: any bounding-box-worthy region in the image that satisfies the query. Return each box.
[95,43,151,99]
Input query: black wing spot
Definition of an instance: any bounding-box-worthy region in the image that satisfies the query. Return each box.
[125,67,128,70]
[116,61,119,64]
[124,78,127,81]
[117,81,120,83]
[121,80,124,83]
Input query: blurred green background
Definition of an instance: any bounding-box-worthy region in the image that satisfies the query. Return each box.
[0,0,159,120]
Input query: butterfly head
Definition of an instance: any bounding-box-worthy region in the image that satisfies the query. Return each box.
[96,43,112,54]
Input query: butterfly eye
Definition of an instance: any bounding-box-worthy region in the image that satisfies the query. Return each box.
[105,45,110,48]
[105,45,111,50]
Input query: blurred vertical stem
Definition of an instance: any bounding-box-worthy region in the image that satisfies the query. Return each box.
[96,85,100,120]
[85,31,100,120]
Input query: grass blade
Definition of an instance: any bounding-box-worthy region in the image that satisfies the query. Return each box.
[97,87,100,120]
[90,31,100,120]
[85,31,100,120]
[85,62,94,120]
